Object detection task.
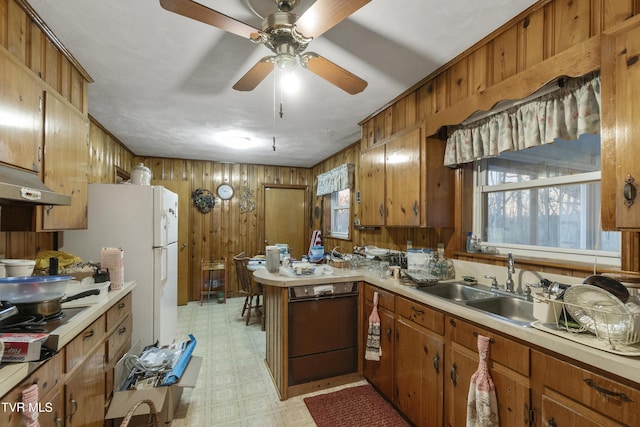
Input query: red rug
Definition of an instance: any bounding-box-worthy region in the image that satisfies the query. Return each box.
[303,384,411,427]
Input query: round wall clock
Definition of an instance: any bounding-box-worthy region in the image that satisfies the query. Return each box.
[217,183,234,200]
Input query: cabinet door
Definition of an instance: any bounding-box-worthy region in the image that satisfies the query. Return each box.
[611,20,640,228]
[65,345,105,427]
[424,137,454,227]
[363,299,395,399]
[40,91,89,230]
[446,318,531,427]
[385,127,421,226]
[360,144,386,226]
[0,52,43,172]
[395,316,444,427]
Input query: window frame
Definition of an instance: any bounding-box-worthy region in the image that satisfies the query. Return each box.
[323,188,351,240]
[473,159,621,267]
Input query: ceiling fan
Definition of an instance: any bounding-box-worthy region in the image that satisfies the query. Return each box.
[159,0,369,94]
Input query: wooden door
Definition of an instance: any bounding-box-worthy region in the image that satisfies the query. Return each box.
[610,20,640,228]
[363,299,395,400]
[152,179,190,305]
[360,144,386,226]
[65,346,105,426]
[40,92,89,230]
[386,126,421,226]
[0,52,43,172]
[395,316,444,427]
[264,186,307,260]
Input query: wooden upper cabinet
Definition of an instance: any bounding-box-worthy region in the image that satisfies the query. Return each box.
[386,126,421,226]
[0,50,43,172]
[602,16,640,229]
[360,143,386,226]
[39,91,89,230]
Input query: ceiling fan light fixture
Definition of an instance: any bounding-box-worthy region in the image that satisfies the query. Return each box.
[274,52,297,72]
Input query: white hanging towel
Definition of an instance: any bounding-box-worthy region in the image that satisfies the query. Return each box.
[365,291,382,361]
[466,334,499,427]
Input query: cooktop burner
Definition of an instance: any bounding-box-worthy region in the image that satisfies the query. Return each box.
[0,306,87,333]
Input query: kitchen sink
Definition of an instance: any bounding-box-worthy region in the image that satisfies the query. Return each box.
[416,282,497,302]
[466,296,535,326]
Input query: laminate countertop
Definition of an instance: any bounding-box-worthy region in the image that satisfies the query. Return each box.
[0,281,136,398]
[254,266,640,386]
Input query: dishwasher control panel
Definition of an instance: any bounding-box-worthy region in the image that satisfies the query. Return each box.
[289,282,358,300]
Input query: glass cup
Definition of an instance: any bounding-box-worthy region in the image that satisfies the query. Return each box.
[379,261,390,279]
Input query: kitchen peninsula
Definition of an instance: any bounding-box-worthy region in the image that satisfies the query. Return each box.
[255,264,640,425]
[0,282,135,426]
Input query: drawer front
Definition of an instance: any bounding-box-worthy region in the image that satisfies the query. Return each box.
[65,315,106,373]
[107,314,132,363]
[106,293,132,333]
[446,315,529,376]
[0,351,63,426]
[533,350,640,425]
[364,283,395,312]
[396,296,444,335]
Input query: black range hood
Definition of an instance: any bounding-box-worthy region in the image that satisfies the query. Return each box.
[0,164,71,206]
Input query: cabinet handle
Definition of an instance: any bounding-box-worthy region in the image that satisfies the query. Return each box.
[54,414,63,426]
[118,326,127,335]
[69,396,78,422]
[411,306,425,315]
[379,205,384,218]
[548,417,557,427]
[472,331,496,343]
[386,327,392,340]
[433,353,440,373]
[450,363,457,386]
[583,378,632,402]
[624,175,636,207]
[118,302,126,310]
[412,200,418,216]
[83,330,95,340]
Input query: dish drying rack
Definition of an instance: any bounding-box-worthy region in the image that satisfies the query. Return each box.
[531,293,640,356]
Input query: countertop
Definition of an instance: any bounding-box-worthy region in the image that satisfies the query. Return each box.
[253,267,640,386]
[0,281,136,397]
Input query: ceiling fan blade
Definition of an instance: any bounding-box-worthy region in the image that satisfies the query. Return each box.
[301,53,367,95]
[295,0,371,39]
[159,0,259,40]
[233,57,275,91]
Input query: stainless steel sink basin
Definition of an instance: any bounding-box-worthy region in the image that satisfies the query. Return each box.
[466,296,535,326]
[417,282,497,302]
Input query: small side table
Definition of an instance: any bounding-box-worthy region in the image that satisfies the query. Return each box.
[200,257,227,305]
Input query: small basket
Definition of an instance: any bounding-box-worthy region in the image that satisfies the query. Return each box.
[120,399,158,427]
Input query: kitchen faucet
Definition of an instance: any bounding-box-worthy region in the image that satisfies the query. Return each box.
[505,252,515,293]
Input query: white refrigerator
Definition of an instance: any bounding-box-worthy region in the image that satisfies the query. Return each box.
[62,184,178,348]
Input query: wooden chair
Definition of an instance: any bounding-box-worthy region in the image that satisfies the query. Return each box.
[234,252,263,326]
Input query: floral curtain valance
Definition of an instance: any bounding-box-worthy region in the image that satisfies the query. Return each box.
[316,163,355,196]
[443,72,601,167]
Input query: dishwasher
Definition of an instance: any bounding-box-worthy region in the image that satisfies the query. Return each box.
[287,282,359,386]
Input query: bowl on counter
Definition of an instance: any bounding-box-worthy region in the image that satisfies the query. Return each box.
[0,259,36,277]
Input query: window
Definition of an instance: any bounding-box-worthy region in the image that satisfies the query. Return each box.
[474,134,620,266]
[324,188,351,239]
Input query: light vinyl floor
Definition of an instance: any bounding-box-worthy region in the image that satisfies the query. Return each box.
[171,297,366,426]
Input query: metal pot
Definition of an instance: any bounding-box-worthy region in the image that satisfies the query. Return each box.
[583,274,630,303]
[10,289,101,317]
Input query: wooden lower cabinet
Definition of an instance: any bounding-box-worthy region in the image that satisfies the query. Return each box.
[531,350,640,427]
[363,284,395,399]
[445,316,531,427]
[65,344,106,426]
[395,309,444,426]
[0,292,133,426]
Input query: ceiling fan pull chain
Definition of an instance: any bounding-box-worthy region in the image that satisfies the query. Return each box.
[272,70,277,151]
[279,102,284,119]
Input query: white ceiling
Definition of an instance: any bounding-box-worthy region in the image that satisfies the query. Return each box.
[28,0,538,168]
